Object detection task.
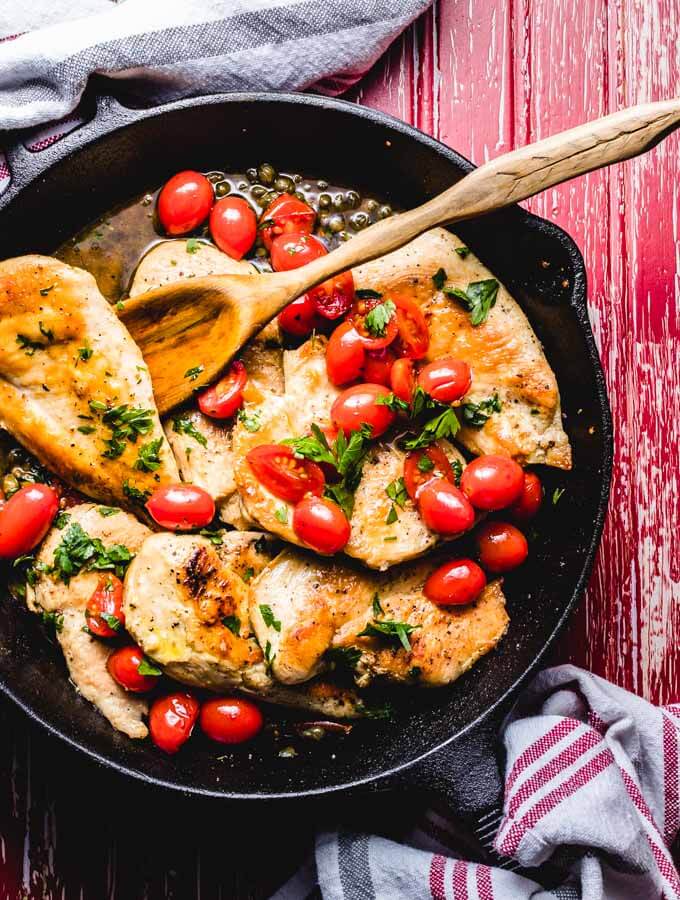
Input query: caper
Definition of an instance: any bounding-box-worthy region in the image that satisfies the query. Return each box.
[278,746,298,759]
[206,172,223,184]
[349,211,370,230]
[2,474,18,496]
[317,179,329,190]
[262,190,279,207]
[301,726,325,741]
[250,184,267,198]
[237,182,248,191]
[257,163,276,185]
[378,204,392,219]
[332,194,345,211]
[294,191,306,203]
[7,448,23,467]
[215,181,231,197]
[338,230,352,242]
[246,167,258,182]
[365,199,379,212]
[318,193,331,210]
[255,247,268,257]
[274,175,294,194]
[345,190,361,209]
[327,214,345,234]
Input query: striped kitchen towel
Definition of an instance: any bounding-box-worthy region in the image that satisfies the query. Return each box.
[274,666,680,899]
[0,0,431,132]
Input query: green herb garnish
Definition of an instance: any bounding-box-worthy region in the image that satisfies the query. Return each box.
[41,610,64,632]
[185,238,201,254]
[432,267,447,290]
[385,476,408,508]
[237,409,261,432]
[51,523,133,584]
[97,507,119,517]
[134,437,163,473]
[552,487,565,505]
[358,619,420,652]
[137,658,162,676]
[222,615,240,635]
[363,299,396,337]
[445,278,499,326]
[461,393,502,427]
[259,604,281,632]
[122,480,151,505]
[184,365,204,381]
[455,246,470,259]
[241,567,255,583]
[274,506,288,524]
[78,346,93,361]
[172,415,208,448]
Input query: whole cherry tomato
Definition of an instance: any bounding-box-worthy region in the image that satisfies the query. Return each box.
[417,480,475,535]
[417,357,471,403]
[390,357,416,404]
[209,196,257,259]
[270,232,327,272]
[146,484,215,530]
[200,697,264,744]
[107,645,160,693]
[259,194,315,250]
[326,321,366,385]
[362,348,396,386]
[157,170,213,236]
[424,558,487,606]
[278,294,324,337]
[331,383,396,438]
[85,574,125,638]
[476,521,529,573]
[0,484,59,559]
[246,445,325,504]
[292,495,351,554]
[349,294,399,350]
[404,443,456,501]
[197,360,247,419]
[309,270,355,320]
[460,455,525,511]
[393,294,430,359]
[507,471,543,522]
[149,692,200,754]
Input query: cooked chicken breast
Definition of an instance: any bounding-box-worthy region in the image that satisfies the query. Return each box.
[25,503,151,738]
[128,239,258,296]
[123,531,363,718]
[353,228,571,469]
[0,256,179,511]
[250,548,509,688]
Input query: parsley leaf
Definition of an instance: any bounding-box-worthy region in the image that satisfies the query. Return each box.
[451,458,463,486]
[259,604,281,632]
[455,246,470,259]
[88,402,154,460]
[418,455,434,472]
[173,415,208,448]
[385,504,398,524]
[222,615,240,635]
[358,619,421,652]
[237,409,261,432]
[264,640,275,674]
[184,365,204,381]
[326,646,362,670]
[445,278,499,326]
[385,477,408,508]
[372,593,384,616]
[41,610,64,632]
[51,523,133,583]
[16,334,46,356]
[199,527,224,546]
[402,406,460,450]
[122,480,151,506]
[54,511,70,529]
[432,267,447,290]
[275,506,288,524]
[100,612,122,632]
[552,487,565,505]
[461,393,502,427]
[97,506,119,517]
[134,437,163,472]
[375,392,410,414]
[185,238,202,254]
[78,346,93,361]
[363,300,396,337]
[241,567,255,583]
[137,657,162,676]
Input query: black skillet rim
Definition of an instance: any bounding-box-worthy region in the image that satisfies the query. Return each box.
[0,91,613,798]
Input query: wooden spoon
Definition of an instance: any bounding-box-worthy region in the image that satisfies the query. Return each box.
[119,98,680,414]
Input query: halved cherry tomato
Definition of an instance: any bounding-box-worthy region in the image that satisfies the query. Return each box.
[149,692,200,754]
[349,294,399,350]
[85,574,125,638]
[0,484,59,559]
[107,645,160,693]
[477,521,529,572]
[157,170,213,236]
[278,294,324,337]
[293,496,351,554]
[200,697,264,744]
[362,348,396,386]
[198,360,247,419]
[260,194,316,250]
[270,232,327,272]
[507,471,543,522]
[326,321,366,386]
[247,445,325,504]
[209,196,257,260]
[460,455,525,511]
[309,270,355,320]
[424,558,487,606]
[146,484,215,530]
[390,358,416,403]
[417,480,475,535]
[404,444,455,501]
[331,383,396,438]
[393,294,429,359]
[418,357,471,403]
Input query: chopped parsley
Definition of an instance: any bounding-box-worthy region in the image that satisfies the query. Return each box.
[264,640,275,674]
[418,455,435,472]
[100,612,122,633]
[259,604,281,632]
[97,506,119,517]
[222,614,240,635]
[54,511,70,529]
[451,458,463,486]
[172,415,208,448]
[461,393,502,427]
[16,334,47,356]
[88,402,154,460]
[199,527,224,546]
[237,409,261,432]
[326,646,362,670]
[385,476,408,508]
[358,619,420,652]
[39,285,55,297]
[39,321,54,342]
[552,487,565,505]
[41,610,63,632]
[78,346,93,361]
[402,406,460,451]
[274,506,288,524]
[134,437,164,472]
[241,567,255,583]
[185,238,202,254]
[363,299,396,337]
[375,392,410,414]
[51,523,133,584]
[385,505,398,525]
[455,246,470,259]
[432,267,447,290]
[115,300,125,312]
[372,593,384,616]
[137,657,162,676]
[445,278,499,326]
[77,425,96,434]
[122,480,151,505]
[184,365,204,381]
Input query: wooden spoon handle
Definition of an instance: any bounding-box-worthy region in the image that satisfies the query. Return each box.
[287,98,680,295]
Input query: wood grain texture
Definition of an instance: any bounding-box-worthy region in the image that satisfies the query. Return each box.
[0,1,678,897]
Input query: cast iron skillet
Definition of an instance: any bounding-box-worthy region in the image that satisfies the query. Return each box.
[0,91,612,815]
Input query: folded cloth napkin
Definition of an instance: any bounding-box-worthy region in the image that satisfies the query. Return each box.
[0,0,431,131]
[274,666,680,900]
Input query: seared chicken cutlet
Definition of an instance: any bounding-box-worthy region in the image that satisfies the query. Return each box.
[25,504,151,738]
[0,256,179,510]
[123,531,363,718]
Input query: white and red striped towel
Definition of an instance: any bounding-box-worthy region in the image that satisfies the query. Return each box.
[274,666,680,900]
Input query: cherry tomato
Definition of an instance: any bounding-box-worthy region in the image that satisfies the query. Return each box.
[309,270,355,320]
[200,697,264,744]
[390,357,416,403]
[331,383,396,439]
[507,471,543,522]
[393,294,430,359]
[246,444,325,504]
[349,294,399,350]
[107,645,160,693]
[85,574,125,638]
[209,196,257,260]
[0,484,59,559]
[157,170,214,236]
[278,294,324,337]
[477,521,529,572]
[417,480,475,535]
[149,692,200,754]
[260,193,316,250]
[424,558,487,606]
[146,484,215,530]
[362,348,395,386]
[418,357,471,403]
[270,232,327,272]
[460,455,525,511]
[197,360,247,419]
[293,495,351,554]
[404,444,456,501]
[326,321,366,386]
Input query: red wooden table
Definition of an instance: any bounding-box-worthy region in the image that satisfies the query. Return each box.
[1,1,678,897]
